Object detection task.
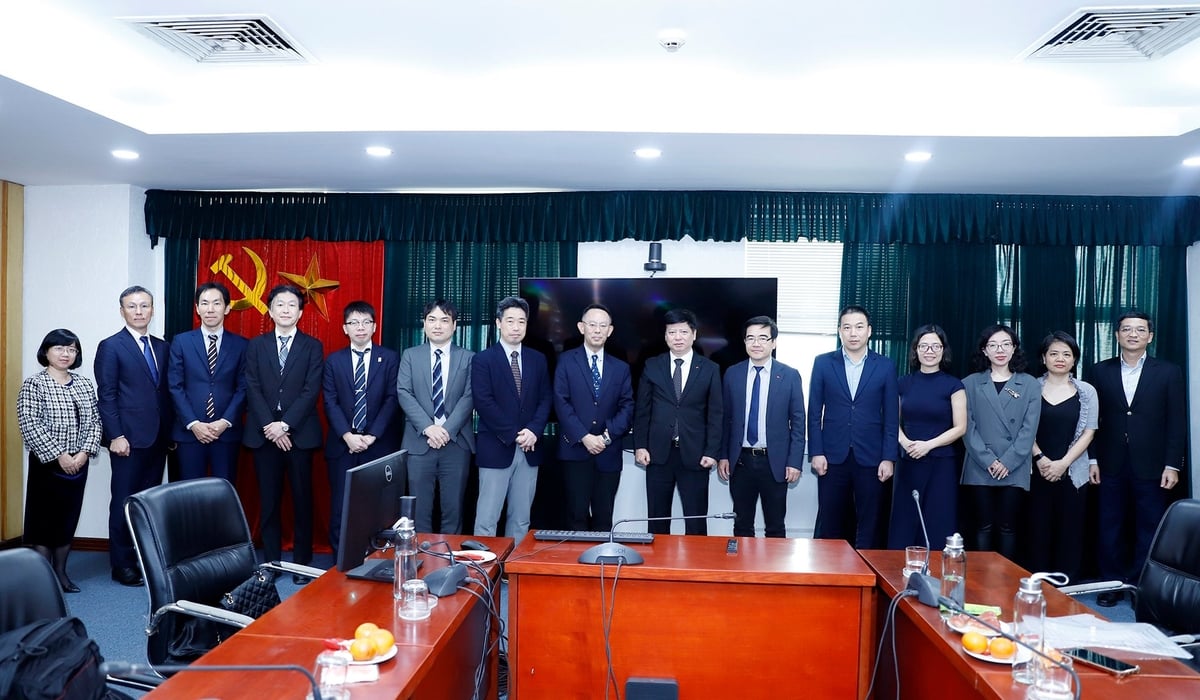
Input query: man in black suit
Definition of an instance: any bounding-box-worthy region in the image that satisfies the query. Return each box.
[1090,310,1185,606]
[95,285,173,586]
[243,285,324,574]
[634,308,723,535]
[323,300,400,555]
[553,304,635,531]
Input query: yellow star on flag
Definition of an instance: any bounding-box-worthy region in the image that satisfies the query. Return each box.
[278,254,340,321]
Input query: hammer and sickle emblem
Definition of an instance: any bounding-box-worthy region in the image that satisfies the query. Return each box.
[209,247,269,314]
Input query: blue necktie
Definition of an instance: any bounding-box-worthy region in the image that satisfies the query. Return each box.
[591,354,601,399]
[140,336,159,385]
[747,366,763,446]
[432,348,445,420]
[352,348,368,432]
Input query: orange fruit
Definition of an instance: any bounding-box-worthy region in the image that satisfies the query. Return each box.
[354,622,379,640]
[369,629,395,656]
[962,631,988,654]
[989,637,1015,659]
[348,638,375,661]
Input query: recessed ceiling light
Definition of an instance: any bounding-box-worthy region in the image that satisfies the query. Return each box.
[365,146,393,158]
[1183,155,1200,167]
[634,147,662,159]
[905,151,932,163]
[111,149,139,160]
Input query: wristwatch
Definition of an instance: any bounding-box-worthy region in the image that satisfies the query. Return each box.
[1032,452,1045,461]
[601,431,612,446]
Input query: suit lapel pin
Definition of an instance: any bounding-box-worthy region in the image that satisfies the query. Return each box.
[1005,388,1020,399]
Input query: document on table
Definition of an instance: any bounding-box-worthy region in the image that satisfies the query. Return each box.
[1044,614,1193,659]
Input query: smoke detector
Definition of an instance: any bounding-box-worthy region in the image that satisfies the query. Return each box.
[658,28,687,53]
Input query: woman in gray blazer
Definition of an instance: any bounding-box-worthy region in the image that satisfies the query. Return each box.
[961,324,1041,560]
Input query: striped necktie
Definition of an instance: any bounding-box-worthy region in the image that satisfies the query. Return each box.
[278,336,290,374]
[352,348,368,432]
[510,350,522,398]
[205,334,218,419]
[432,348,445,420]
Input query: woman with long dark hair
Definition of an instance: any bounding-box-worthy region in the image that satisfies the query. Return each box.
[961,324,1041,559]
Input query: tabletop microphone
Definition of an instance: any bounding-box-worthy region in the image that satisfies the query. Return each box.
[578,513,736,565]
[420,540,467,596]
[936,596,1081,700]
[100,660,323,699]
[905,489,941,607]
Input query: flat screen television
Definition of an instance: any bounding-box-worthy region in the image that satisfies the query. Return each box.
[335,449,409,581]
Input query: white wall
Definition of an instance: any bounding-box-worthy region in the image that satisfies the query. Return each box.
[578,237,823,537]
[23,185,159,538]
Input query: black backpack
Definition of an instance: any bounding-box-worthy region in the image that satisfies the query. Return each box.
[0,617,105,700]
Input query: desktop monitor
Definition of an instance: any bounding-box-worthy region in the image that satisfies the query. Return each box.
[335,449,409,580]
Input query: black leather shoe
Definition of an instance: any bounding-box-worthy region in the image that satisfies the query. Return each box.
[292,574,311,585]
[60,579,81,593]
[112,567,144,586]
[1096,590,1123,607]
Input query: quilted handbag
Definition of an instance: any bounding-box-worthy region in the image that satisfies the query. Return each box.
[219,568,281,619]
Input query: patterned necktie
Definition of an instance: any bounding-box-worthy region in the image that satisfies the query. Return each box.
[205,334,219,419]
[141,336,159,384]
[278,336,291,374]
[672,358,684,440]
[591,354,601,399]
[747,366,763,445]
[432,348,445,420]
[352,348,368,432]
[510,350,522,398]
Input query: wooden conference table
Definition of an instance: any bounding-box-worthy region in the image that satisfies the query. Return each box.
[146,534,513,699]
[858,549,1200,699]
[506,533,877,699]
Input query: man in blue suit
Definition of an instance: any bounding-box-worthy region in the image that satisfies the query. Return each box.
[472,296,551,544]
[717,316,806,538]
[323,300,401,554]
[167,282,247,483]
[553,304,634,531]
[95,285,174,586]
[397,299,475,534]
[807,305,899,549]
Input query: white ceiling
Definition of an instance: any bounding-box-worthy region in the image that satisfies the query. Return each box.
[2,0,1200,196]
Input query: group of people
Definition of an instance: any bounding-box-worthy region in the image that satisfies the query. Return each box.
[17,284,1182,604]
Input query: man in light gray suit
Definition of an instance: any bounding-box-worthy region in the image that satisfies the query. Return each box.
[397,299,475,534]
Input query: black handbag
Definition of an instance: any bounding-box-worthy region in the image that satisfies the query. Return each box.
[219,569,281,619]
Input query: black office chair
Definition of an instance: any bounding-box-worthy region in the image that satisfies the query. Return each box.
[124,477,322,675]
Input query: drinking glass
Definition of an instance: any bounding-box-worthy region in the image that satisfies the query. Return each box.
[903,546,928,577]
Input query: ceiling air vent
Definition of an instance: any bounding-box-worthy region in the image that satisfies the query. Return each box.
[1024,5,1200,61]
[124,15,311,64]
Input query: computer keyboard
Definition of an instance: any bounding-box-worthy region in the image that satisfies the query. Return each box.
[533,529,655,544]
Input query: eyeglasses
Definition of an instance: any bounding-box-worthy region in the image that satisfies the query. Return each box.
[1118,326,1150,336]
[583,322,611,330]
[744,335,773,345]
[50,346,79,355]
[985,341,1014,352]
[916,343,943,352]
[344,320,375,328]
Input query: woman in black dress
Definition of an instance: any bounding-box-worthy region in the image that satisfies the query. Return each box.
[17,329,102,593]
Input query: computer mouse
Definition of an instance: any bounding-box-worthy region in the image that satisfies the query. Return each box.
[460,539,490,552]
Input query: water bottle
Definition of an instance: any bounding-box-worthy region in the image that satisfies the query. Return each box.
[393,516,418,601]
[1012,576,1046,684]
[940,532,966,617]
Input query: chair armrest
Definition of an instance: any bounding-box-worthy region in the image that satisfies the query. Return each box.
[147,600,255,634]
[1167,634,1197,646]
[265,561,325,579]
[1057,580,1133,596]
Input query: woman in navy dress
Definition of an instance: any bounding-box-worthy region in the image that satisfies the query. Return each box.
[890,324,966,549]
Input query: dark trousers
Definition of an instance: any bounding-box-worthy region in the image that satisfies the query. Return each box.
[561,457,621,531]
[1097,450,1168,582]
[729,450,788,537]
[969,485,1024,559]
[253,444,314,565]
[327,442,406,556]
[1026,470,1085,580]
[407,443,471,534]
[176,440,240,482]
[814,457,884,548]
[646,447,710,535]
[108,445,167,568]
[888,455,958,550]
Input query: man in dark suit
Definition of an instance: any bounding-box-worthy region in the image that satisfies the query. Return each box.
[472,296,551,544]
[397,299,475,534]
[1090,310,1185,606]
[634,308,723,536]
[553,304,635,531]
[323,300,401,554]
[807,305,898,549]
[243,285,324,573]
[717,316,806,538]
[95,285,173,586]
[167,282,247,483]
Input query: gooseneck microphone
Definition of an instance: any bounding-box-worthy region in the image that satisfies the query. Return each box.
[903,489,942,606]
[936,597,1081,700]
[911,489,932,575]
[420,540,468,596]
[100,661,323,699]
[578,513,736,565]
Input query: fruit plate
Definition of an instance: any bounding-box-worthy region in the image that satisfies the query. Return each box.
[947,615,1010,637]
[452,550,497,564]
[339,642,398,666]
[963,647,1013,665]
